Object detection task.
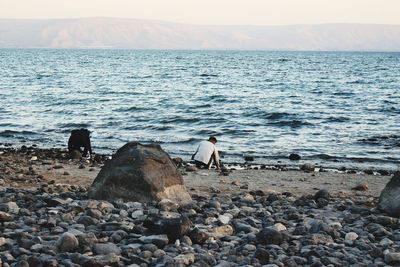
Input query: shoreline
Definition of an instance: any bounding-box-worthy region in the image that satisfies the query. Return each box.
[1,143,397,175]
[0,144,393,198]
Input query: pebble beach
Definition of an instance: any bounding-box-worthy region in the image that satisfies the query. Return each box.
[1,145,399,266]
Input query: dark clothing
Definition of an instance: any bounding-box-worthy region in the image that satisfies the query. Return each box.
[68,129,92,157]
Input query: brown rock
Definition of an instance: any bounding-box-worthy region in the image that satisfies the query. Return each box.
[88,142,192,206]
[352,182,369,191]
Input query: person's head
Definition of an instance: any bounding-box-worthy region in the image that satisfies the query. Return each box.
[208,136,217,144]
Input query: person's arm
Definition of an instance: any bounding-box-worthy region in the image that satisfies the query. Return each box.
[213,149,221,169]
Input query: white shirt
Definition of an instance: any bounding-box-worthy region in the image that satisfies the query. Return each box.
[193,140,220,166]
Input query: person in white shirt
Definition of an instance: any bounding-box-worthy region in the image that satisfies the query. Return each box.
[192,136,221,170]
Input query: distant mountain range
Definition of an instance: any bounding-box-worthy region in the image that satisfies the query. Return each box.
[1,18,400,51]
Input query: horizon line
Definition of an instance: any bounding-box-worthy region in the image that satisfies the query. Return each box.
[1,17,400,27]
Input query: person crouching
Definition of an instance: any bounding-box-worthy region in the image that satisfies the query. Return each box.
[192,136,221,170]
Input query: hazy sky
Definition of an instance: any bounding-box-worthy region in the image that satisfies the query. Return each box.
[1,0,400,25]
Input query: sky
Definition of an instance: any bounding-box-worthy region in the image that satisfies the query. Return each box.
[1,0,400,25]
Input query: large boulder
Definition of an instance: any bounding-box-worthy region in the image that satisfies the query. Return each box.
[88,142,192,206]
[378,172,400,217]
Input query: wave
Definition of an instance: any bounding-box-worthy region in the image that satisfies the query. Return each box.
[0,130,40,138]
[56,123,90,129]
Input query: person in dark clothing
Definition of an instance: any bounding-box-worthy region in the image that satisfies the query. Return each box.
[68,129,92,159]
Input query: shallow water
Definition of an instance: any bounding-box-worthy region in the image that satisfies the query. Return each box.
[0,49,399,170]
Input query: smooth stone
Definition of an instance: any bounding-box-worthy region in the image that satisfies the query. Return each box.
[218,215,231,225]
[0,237,6,247]
[378,172,400,217]
[345,232,359,241]
[139,235,169,248]
[256,228,283,245]
[385,252,400,263]
[0,211,12,222]
[158,199,179,211]
[153,249,166,258]
[0,202,20,214]
[172,253,195,265]
[92,243,121,255]
[380,237,394,246]
[272,223,287,232]
[55,232,79,252]
[210,225,234,238]
[301,163,315,172]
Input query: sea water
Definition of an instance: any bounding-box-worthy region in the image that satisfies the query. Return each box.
[0,49,399,170]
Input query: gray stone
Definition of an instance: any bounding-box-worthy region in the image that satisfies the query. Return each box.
[88,142,192,206]
[384,252,400,264]
[139,235,169,248]
[378,172,400,217]
[92,243,121,255]
[301,163,315,172]
[55,232,79,252]
[256,228,283,245]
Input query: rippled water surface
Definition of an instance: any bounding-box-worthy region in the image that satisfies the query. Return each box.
[0,49,399,170]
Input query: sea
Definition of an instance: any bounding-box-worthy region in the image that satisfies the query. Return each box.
[0,49,399,171]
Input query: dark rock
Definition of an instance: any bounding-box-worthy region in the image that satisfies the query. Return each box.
[88,142,192,206]
[186,165,198,172]
[256,228,283,245]
[143,215,192,241]
[352,182,369,191]
[172,157,184,167]
[254,248,270,264]
[378,172,400,217]
[364,169,374,175]
[314,189,330,201]
[0,211,13,222]
[300,163,315,172]
[188,228,209,244]
[244,156,254,162]
[377,169,390,176]
[289,153,301,161]
[55,232,79,252]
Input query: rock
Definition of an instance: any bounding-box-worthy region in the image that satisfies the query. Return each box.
[188,228,209,244]
[88,142,192,206]
[172,157,184,167]
[272,223,287,232]
[218,214,231,224]
[143,215,191,241]
[300,163,315,172]
[314,189,330,201]
[0,202,19,214]
[55,232,79,252]
[352,182,369,191]
[139,235,169,248]
[0,211,12,222]
[256,228,283,245]
[172,253,195,265]
[158,199,179,211]
[186,165,198,172]
[254,248,270,265]
[377,169,390,176]
[385,252,400,264]
[0,237,6,247]
[92,243,121,255]
[345,232,358,241]
[289,153,301,161]
[210,225,234,238]
[378,172,400,217]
